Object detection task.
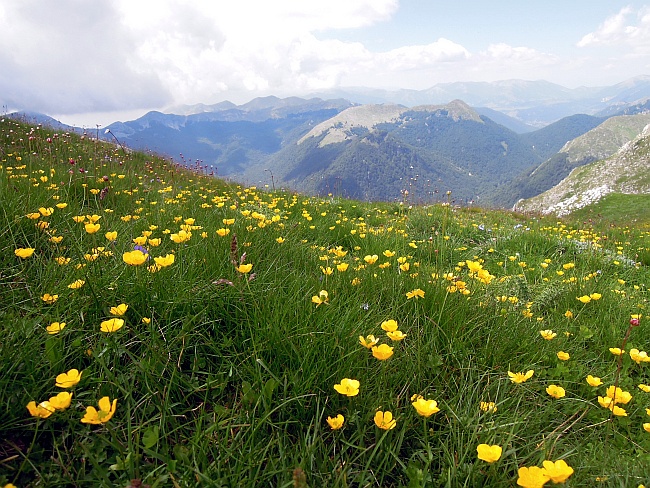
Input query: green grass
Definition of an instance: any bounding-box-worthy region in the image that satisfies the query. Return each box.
[1,117,650,487]
[570,193,650,228]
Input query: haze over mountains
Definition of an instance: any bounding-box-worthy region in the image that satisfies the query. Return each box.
[9,76,650,212]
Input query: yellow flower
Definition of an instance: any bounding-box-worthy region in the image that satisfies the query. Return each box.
[223,218,235,225]
[611,405,627,416]
[539,330,556,340]
[41,293,58,304]
[387,330,407,341]
[556,351,570,361]
[363,254,378,264]
[49,391,73,410]
[216,228,230,237]
[508,370,534,384]
[479,401,497,413]
[542,460,574,483]
[644,423,650,433]
[73,215,86,223]
[586,375,603,387]
[639,384,650,393]
[336,262,349,272]
[46,321,66,334]
[605,385,632,404]
[236,263,253,273]
[122,250,148,266]
[133,236,147,245]
[105,231,118,241]
[334,378,360,396]
[412,397,440,417]
[476,444,502,463]
[406,288,425,299]
[170,230,192,243]
[142,317,151,324]
[67,279,85,289]
[609,347,625,356]
[630,348,650,364]
[84,223,100,234]
[26,400,55,418]
[383,250,395,257]
[326,414,345,430]
[81,396,117,424]
[100,318,124,333]
[276,237,285,243]
[546,384,566,399]
[374,410,396,430]
[39,207,54,216]
[312,290,329,306]
[109,304,128,316]
[590,292,602,300]
[320,266,333,276]
[55,369,83,388]
[517,466,550,488]
[576,295,591,304]
[372,343,394,360]
[359,335,379,348]
[15,247,35,258]
[381,319,398,332]
[154,254,175,267]
[55,256,71,265]
[148,238,161,247]
[564,310,574,319]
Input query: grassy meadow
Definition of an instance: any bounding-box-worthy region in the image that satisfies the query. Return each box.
[1,116,650,487]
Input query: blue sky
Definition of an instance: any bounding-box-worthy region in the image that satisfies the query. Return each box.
[2,0,650,126]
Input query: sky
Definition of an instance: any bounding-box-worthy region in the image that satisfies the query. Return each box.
[3,0,650,127]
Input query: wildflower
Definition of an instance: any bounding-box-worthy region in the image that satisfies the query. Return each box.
[387,330,407,341]
[577,295,591,304]
[100,318,124,333]
[81,396,117,424]
[380,319,398,332]
[411,397,440,417]
[84,223,100,234]
[49,391,73,410]
[41,293,58,304]
[539,330,556,340]
[154,254,175,267]
[359,335,379,348]
[383,250,395,257]
[590,292,602,300]
[639,384,650,393]
[508,370,534,384]
[276,237,285,243]
[630,348,650,364]
[336,262,349,272]
[556,351,570,361]
[15,247,35,259]
[55,256,71,265]
[374,410,396,430]
[142,317,151,324]
[609,347,625,356]
[542,460,574,483]
[326,414,344,430]
[39,207,54,216]
[479,401,497,413]
[109,304,128,316]
[334,378,360,396]
[476,444,502,463]
[320,266,333,276]
[516,466,550,488]
[236,263,253,273]
[587,375,603,387]
[611,405,628,416]
[105,231,118,241]
[312,290,329,306]
[564,310,573,319]
[27,400,55,418]
[546,385,566,399]
[364,254,378,264]
[372,343,394,360]
[170,230,192,243]
[406,288,425,299]
[351,277,361,286]
[67,279,85,289]
[605,385,632,404]
[644,423,650,433]
[55,369,83,388]
[46,321,66,334]
[216,228,230,237]
[122,250,148,265]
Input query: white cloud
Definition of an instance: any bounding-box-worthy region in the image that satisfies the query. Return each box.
[577,6,650,47]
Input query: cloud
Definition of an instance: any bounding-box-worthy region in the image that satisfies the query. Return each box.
[577,6,650,47]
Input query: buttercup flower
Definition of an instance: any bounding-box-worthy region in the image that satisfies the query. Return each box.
[15,247,35,259]
[81,396,117,424]
[364,254,378,264]
[630,348,650,364]
[142,317,151,324]
[109,304,128,316]
[216,228,230,237]
[374,410,396,430]
[46,321,66,334]
[605,385,632,404]
[556,351,570,361]
[372,343,394,360]
[42,293,58,304]
[312,290,329,306]
[326,414,344,430]
[586,375,603,387]
[123,250,148,265]
[49,391,73,410]
[508,370,534,384]
[336,263,349,272]
[539,330,556,340]
[406,288,425,299]
[476,444,502,463]
[609,347,625,356]
[387,330,407,341]
[359,335,379,348]
[154,254,175,267]
[55,369,83,388]
[479,401,497,413]
[334,378,360,396]
[542,459,574,483]
[236,263,253,273]
[411,397,440,417]
[380,319,398,332]
[84,223,100,234]
[517,466,550,488]
[546,384,566,399]
[639,384,650,393]
[171,230,192,243]
[105,231,118,241]
[589,292,602,300]
[644,423,650,433]
[27,400,55,418]
[67,279,85,289]
[576,295,591,304]
[100,318,124,333]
